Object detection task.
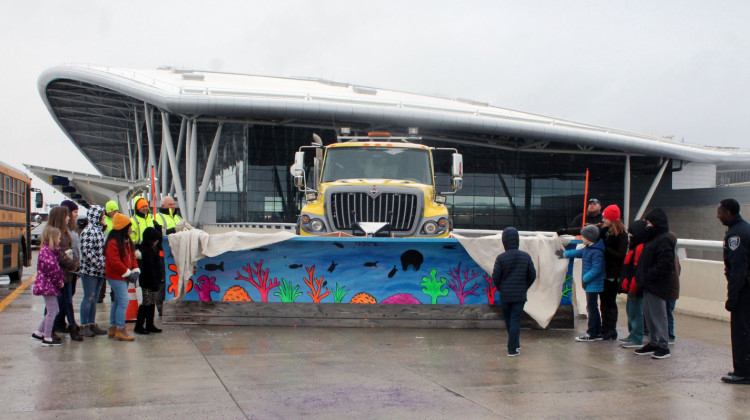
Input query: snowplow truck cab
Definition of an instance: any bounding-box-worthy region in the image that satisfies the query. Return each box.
[290,131,463,237]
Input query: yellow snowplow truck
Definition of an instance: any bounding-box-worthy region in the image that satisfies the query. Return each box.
[290,129,463,237]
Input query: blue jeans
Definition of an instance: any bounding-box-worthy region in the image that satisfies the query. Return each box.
[502,301,525,353]
[80,274,105,325]
[666,299,676,340]
[626,294,644,345]
[108,279,129,328]
[586,292,602,338]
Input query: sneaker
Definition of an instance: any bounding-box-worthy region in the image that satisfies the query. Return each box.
[41,337,63,347]
[575,335,602,342]
[668,337,676,345]
[652,348,671,359]
[507,350,520,357]
[31,332,43,341]
[634,343,658,356]
[618,337,631,344]
[621,341,643,349]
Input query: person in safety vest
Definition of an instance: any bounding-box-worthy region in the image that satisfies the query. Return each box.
[154,196,184,235]
[130,196,156,244]
[103,200,119,234]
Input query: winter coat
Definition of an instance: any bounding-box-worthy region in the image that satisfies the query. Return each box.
[637,209,676,300]
[492,227,537,303]
[33,245,65,296]
[136,227,164,292]
[619,220,648,296]
[564,212,603,235]
[104,238,138,281]
[565,239,605,293]
[602,225,628,280]
[80,205,106,278]
[723,215,750,311]
[56,229,79,277]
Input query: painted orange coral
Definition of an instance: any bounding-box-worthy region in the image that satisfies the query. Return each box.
[350,292,377,304]
[222,285,253,302]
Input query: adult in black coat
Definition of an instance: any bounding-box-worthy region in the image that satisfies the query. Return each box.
[557,198,604,236]
[718,199,750,384]
[634,208,675,359]
[599,205,629,340]
[492,227,537,356]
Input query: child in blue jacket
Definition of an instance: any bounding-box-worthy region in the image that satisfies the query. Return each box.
[562,224,606,341]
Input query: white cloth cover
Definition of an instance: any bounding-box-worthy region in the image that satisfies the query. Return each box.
[454,233,570,329]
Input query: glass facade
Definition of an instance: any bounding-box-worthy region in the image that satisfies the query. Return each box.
[193,122,662,231]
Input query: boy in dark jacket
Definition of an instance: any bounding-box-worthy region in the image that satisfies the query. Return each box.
[634,209,676,359]
[492,227,537,357]
[618,220,648,348]
[134,227,164,334]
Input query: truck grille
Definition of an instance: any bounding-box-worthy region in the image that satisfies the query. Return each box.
[329,192,418,232]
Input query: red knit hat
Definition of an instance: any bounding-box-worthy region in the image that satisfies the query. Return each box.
[602,204,621,221]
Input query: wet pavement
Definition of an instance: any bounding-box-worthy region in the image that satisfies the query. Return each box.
[1,257,748,419]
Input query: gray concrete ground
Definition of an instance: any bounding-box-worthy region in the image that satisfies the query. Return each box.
[1,255,748,419]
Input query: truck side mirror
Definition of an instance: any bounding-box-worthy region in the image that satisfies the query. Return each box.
[451,153,463,177]
[294,175,304,188]
[35,192,43,208]
[451,177,463,191]
[290,151,305,177]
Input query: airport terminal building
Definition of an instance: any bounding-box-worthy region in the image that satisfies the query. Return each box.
[31,64,750,239]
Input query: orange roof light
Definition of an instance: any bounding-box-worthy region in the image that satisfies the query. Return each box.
[368,132,391,137]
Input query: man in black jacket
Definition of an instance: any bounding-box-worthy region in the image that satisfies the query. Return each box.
[633,208,675,359]
[557,198,604,236]
[718,199,750,384]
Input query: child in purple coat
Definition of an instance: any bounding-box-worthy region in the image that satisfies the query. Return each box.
[31,227,66,346]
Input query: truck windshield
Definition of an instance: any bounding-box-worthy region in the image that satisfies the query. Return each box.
[321,147,432,184]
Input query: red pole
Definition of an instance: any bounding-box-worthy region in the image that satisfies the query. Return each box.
[151,166,157,217]
[581,168,589,228]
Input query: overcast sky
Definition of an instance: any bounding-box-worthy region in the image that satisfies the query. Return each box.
[1,1,748,201]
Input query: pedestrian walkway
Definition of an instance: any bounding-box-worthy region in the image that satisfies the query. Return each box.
[0,267,746,419]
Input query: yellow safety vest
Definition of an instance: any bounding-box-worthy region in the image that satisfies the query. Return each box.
[155,210,182,231]
[130,213,155,244]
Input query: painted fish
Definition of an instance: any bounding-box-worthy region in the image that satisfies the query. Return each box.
[289,264,303,269]
[332,242,344,248]
[322,280,328,288]
[443,245,458,250]
[328,261,338,272]
[204,262,224,272]
[252,247,270,252]
[388,265,398,278]
[364,261,379,267]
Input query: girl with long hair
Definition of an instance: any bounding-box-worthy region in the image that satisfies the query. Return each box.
[104,213,139,341]
[47,205,82,341]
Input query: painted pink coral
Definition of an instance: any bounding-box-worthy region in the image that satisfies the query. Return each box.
[381,293,421,304]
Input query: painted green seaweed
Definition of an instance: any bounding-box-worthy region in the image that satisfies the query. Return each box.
[561,275,573,298]
[332,282,349,303]
[273,278,302,302]
[420,268,449,304]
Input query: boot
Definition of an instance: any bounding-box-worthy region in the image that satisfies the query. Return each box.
[80,324,95,337]
[53,318,68,334]
[133,306,149,335]
[114,326,135,341]
[108,325,117,339]
[145,304,162,333]
[90,323,108,335]
[68,324,84,341]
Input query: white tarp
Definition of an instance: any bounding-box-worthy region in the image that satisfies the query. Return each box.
[454,233,571,328]
[168,230,576,328]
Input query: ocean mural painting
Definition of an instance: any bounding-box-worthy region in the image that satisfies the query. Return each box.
[163,236,575,306]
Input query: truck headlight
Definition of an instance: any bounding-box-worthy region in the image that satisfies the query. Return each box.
[310,218,326,232]
[423,221,438,235]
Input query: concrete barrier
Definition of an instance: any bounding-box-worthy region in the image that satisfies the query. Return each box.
[675,258,729,322]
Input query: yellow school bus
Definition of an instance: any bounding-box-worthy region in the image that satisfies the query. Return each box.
[0,161,32,281]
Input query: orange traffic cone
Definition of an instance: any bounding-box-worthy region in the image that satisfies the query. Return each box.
[125,284,139,322]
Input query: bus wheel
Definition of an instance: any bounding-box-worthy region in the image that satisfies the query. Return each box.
[8,247,23,282]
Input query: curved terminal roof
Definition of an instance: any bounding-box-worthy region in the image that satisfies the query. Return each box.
[38,63,750,180]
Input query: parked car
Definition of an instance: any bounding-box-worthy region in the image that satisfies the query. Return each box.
[30,222,47,249]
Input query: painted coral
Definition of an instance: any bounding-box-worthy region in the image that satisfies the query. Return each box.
[235,259,280,302]
[350,292,376,304]
[482,273,497,305]
[303,265,331,303]
[167,263,193,298]
[195,275,220,302]
[420,268,449,304]
[222,285,253,302]
[447,262,481,304]
[381,293,421,304]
